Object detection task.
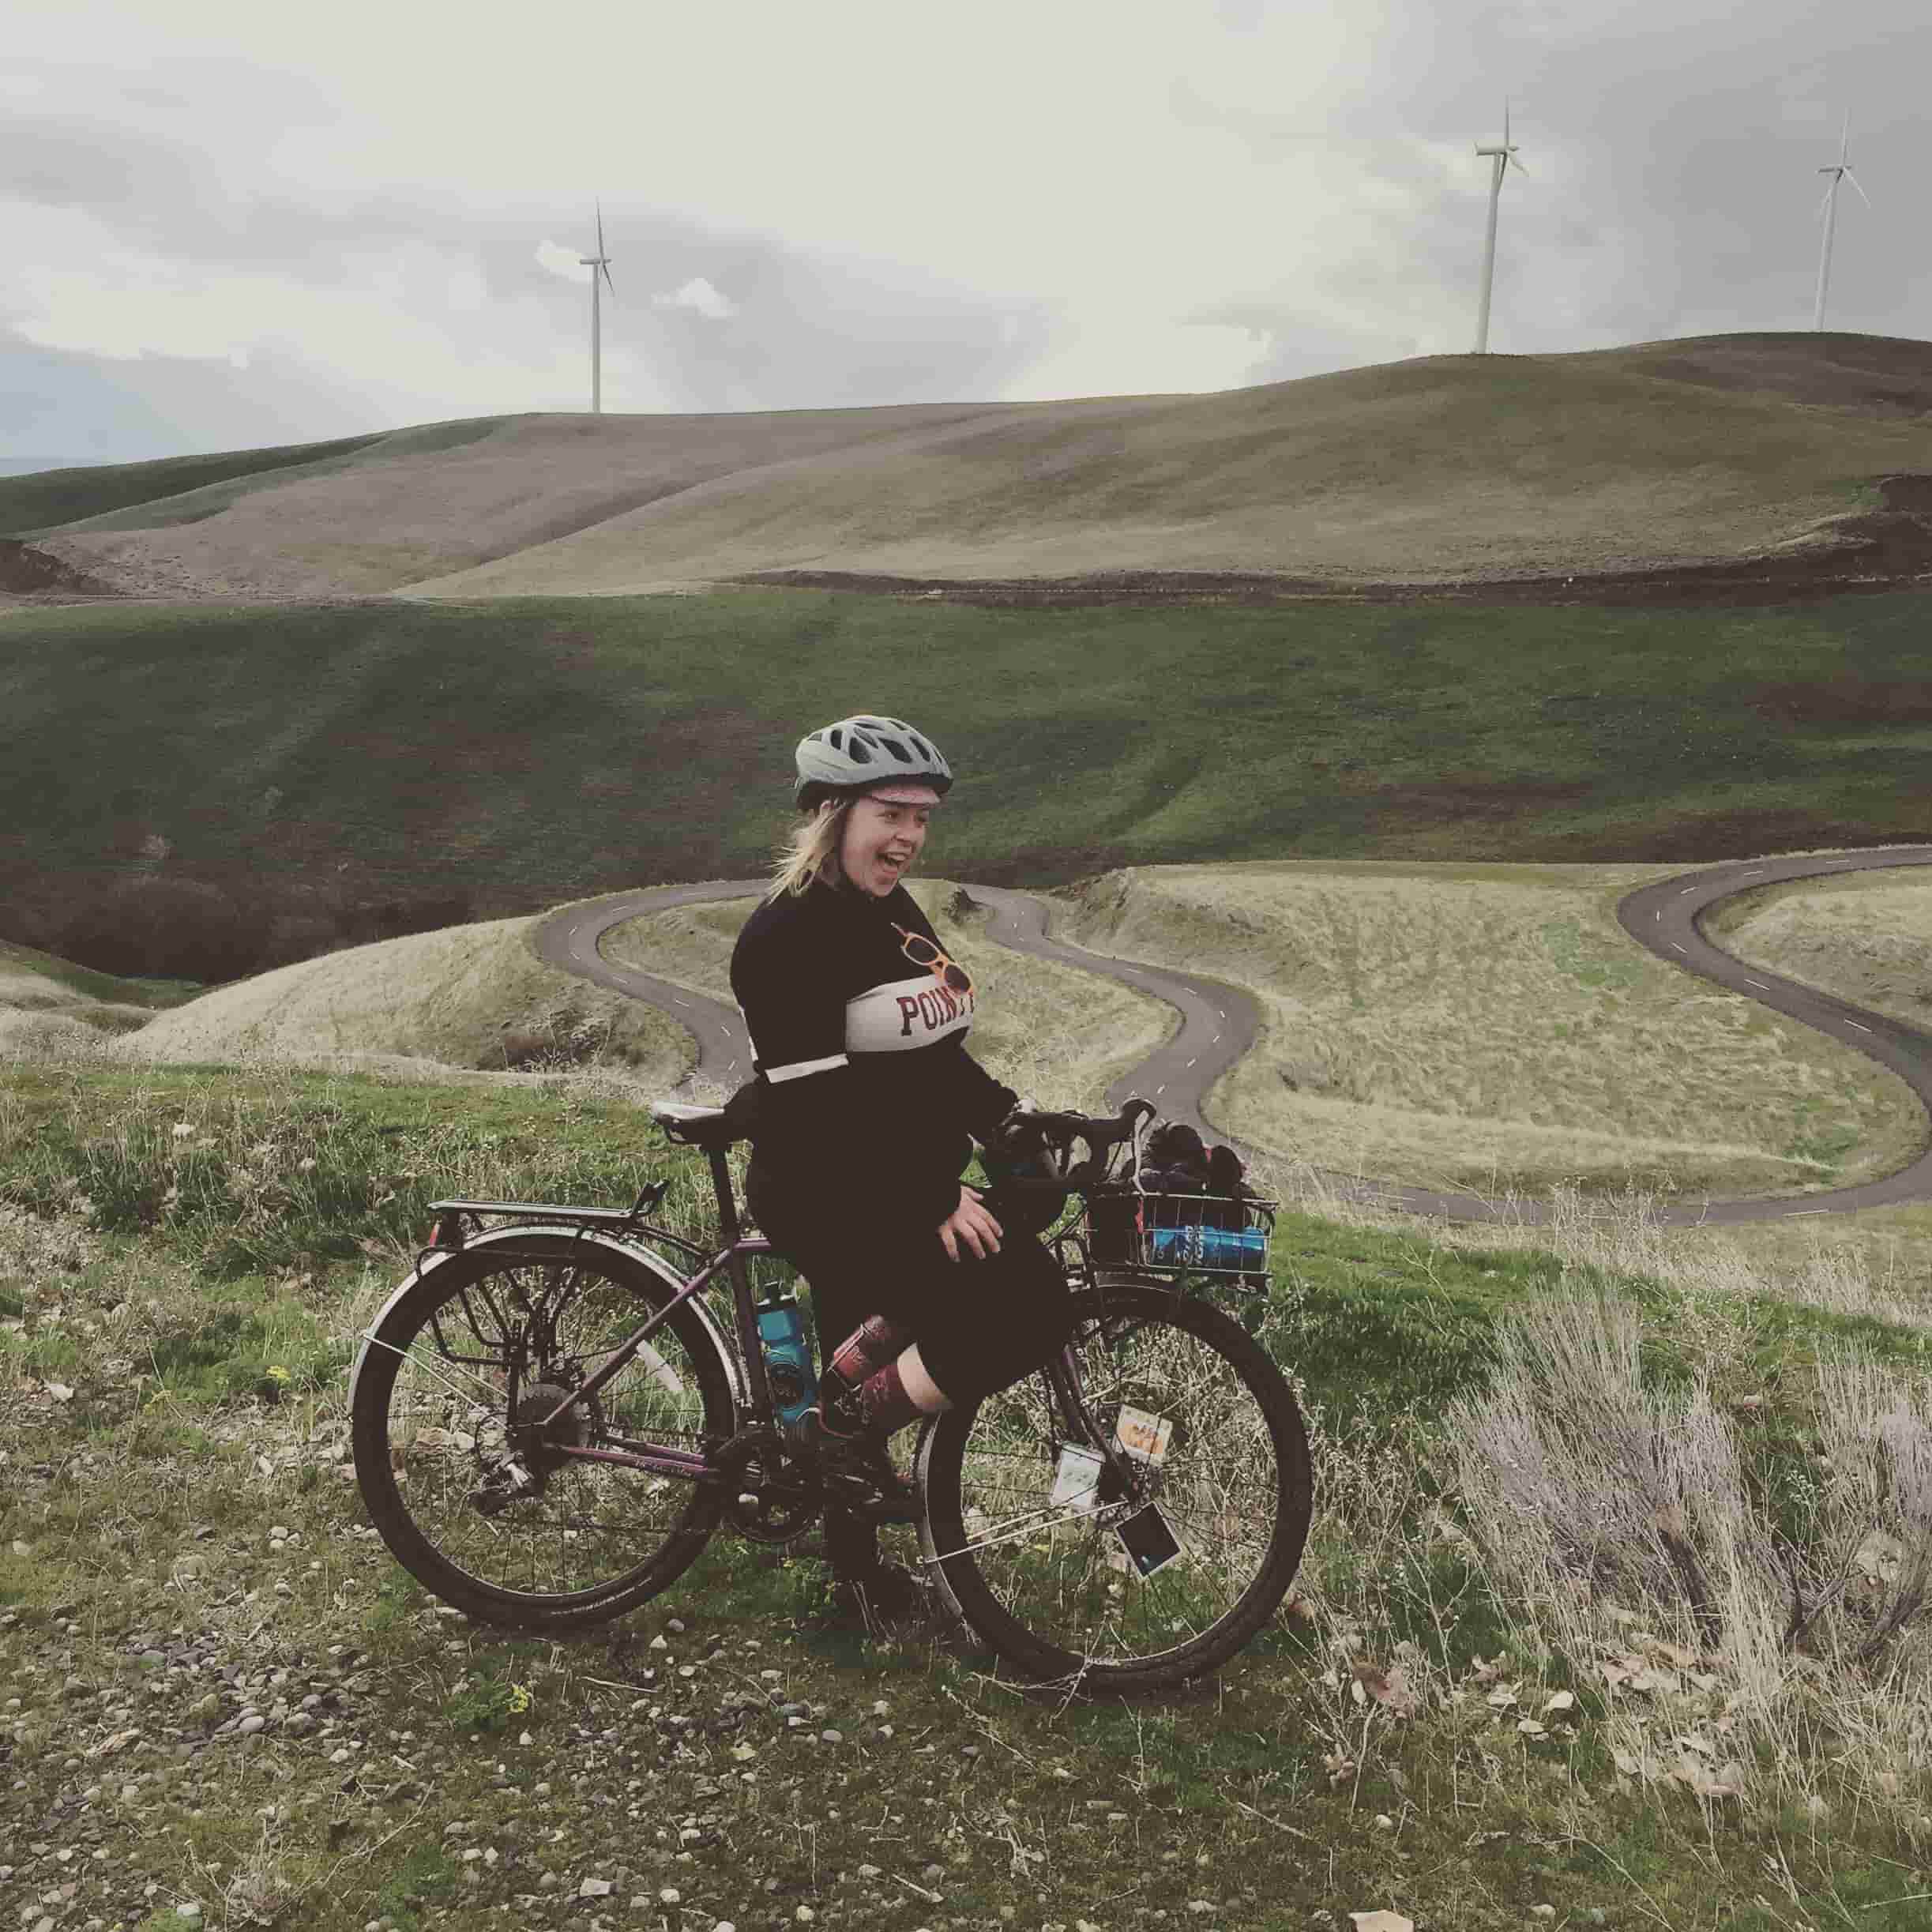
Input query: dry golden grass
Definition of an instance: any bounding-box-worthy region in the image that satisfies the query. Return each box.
[1054,859,1927,1205]
[1708,867,1932,1032]
[115,915,689,1088]
[36,333,1932,601]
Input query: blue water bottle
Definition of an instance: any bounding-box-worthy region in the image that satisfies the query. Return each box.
[1199,1227,1269,1275]
[756,1292,819,1434]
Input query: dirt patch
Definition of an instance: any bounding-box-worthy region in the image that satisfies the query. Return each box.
[1527,810,1931,865]
[1744,678,1932,727]
[733,492,1932,611]
[0,538,121,598]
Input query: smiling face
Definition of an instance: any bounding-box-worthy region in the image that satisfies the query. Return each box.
[839,791,937,897]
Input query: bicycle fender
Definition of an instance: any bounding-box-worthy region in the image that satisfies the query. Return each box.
[348,1223,745,1414]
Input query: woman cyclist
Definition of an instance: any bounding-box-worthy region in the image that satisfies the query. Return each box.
[728,714,1071,1622]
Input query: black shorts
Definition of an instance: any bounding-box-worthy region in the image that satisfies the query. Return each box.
[748,1183,1073,1408]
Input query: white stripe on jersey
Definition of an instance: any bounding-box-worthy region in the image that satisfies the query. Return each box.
[765,1053,851,1083]
[847,972,975,1053]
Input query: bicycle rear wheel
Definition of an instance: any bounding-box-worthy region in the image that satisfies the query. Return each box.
[915,1279,1310,1690]
[351,1235,735,1629]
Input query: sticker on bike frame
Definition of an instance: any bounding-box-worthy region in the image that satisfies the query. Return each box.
[1114,1405,1174,1465]
[1049,1442,1105,1509]
[1114,1502,1184,1579]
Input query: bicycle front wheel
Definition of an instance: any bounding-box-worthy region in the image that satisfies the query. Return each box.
[915,1280,1310,1690]
[351,1235,735,1629]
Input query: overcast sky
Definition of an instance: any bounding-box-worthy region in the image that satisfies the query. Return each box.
[7,0,1930,466]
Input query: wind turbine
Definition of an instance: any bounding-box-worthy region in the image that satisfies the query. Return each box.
[1813,115,1870,333]
[578,201,615,412]
[1472,103,1528,355]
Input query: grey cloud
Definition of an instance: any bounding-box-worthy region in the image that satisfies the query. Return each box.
[1173,1,1932,360]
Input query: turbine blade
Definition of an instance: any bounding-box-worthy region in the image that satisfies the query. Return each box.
[1844,167,1872,209]
[1504,96,1511,147]
[1817,179,1836,219]
[1509,152,1528,176]
[597,199,607,254]
[602,262,615,294]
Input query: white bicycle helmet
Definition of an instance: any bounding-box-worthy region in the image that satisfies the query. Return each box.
[794,714,953,807]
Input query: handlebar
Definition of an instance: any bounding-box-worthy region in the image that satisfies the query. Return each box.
[994,1097,1156,1189]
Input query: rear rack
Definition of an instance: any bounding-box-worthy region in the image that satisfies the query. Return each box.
[417,1182,679,1269]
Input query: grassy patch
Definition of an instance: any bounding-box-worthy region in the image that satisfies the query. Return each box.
[9,587,1932,975]
[3,1057,1930,1929]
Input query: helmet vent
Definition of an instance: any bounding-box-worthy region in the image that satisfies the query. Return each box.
[874,736,908,760]
[828,727,844,750]
[848,739,873,764]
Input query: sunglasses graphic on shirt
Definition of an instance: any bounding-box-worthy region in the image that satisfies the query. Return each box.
[893,923,974,998]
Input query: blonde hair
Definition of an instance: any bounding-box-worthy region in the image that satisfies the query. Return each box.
[765,799,857,902]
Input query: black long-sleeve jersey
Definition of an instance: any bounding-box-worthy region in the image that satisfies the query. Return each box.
[728,875,1017,1238]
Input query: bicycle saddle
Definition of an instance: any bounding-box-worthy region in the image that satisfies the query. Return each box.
[650,1101,748,1152]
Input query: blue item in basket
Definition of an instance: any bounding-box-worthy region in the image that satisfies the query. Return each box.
[1148,1224,1268,1274]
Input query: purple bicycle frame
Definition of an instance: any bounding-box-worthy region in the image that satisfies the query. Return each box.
[527,1230,777,1485]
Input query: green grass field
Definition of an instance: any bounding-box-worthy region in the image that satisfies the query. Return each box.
[5,1062,1931,1929]
[6,586,1931,977]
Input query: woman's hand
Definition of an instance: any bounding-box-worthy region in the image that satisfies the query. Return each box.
[938,1185,1003,1263]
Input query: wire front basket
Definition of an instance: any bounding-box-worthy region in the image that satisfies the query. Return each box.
[1081,1186,1277,1287]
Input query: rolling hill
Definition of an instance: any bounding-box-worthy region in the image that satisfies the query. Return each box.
[6,584,1932,980]
[9,333,1932,602]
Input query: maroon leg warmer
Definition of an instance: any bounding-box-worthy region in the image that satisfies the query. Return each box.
[827,1314,914,1393]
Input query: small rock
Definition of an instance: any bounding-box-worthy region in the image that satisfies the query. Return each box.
[660,1889,681,1905]
[821,1729,843,1744]
[238,1716,266,1736]
[175,1908,202,1924]
[1531,1911,1556,1923]
[580,1878,613,1899]
[667,1618,686,1633]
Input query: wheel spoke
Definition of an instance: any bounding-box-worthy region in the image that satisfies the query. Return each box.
[355,1246,730,1618]
[922,1284,1310,1686]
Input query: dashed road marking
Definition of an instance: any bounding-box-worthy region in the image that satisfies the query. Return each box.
[1744,979,1769,990]
[1790,1208,1829,1216]
[1671,942,1686,954]
[1186,1057,1198,1069]
[1848,1021,1871,1032]
[1678,886,1697,895]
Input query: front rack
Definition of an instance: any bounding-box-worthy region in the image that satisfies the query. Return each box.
[1081,1186,1277,1284]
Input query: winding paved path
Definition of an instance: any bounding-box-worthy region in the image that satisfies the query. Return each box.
[535,846,1932,1229]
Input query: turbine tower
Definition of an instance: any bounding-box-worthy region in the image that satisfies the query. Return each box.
[1813,115,1870,333]
[1472,103,1528,355]
[578,202,615,413]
